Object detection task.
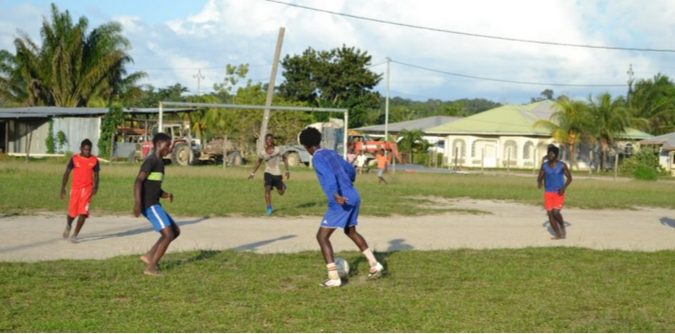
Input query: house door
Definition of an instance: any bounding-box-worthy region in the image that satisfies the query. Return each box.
[484,144,497,168]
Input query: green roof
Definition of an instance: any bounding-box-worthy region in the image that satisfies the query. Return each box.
[426,101,554,135]
[426,100,653,139]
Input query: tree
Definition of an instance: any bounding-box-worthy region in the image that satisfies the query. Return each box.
[541,89,554,100]
[98,103,124,158]
[213,64,250,102]
[0,3,145,107]
[587,93,642,171]
[398,129,427,164]
[628,74,675,135]
[534,97,591,169]
[279,45,382,128]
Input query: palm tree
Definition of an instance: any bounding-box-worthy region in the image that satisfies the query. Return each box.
[398,129,426,164]
[587,93,645,171]
[0,3,145,107]
[628,74,675,135]
[534,97,591,170]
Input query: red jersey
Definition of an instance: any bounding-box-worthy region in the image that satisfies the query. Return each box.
[67,154,100,189]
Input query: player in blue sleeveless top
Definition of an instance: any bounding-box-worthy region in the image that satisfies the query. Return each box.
[537,145,572,239]
[299,127,384,288]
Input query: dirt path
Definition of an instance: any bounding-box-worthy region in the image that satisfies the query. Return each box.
[2,199,675,262]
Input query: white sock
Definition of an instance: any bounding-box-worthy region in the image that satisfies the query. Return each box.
[327,263,340,280]
[362,248,378,267]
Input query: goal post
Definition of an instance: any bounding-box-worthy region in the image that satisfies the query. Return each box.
[158,101,349,158]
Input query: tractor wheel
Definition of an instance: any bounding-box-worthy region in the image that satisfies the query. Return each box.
[227,152,243,166]
[171,143,193,167]
[286,152,301,167]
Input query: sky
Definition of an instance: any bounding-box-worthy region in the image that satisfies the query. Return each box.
[2,0,675,103]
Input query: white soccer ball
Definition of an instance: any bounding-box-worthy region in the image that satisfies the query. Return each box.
[335,258,350,279]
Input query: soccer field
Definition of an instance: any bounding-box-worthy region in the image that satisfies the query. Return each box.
[2,248,675,332]
[1,159,674,217]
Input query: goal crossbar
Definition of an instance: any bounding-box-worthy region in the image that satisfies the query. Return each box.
[158,101,349,157]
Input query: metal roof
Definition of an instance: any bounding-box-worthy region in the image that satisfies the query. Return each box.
[0,106,197,119]
[640,131,675,150]
[355,116,462,134]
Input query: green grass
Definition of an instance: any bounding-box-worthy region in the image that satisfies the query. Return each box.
[2,248,675,332]
[1,159,675,217]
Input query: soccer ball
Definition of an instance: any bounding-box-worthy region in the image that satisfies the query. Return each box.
[335,258,350,279]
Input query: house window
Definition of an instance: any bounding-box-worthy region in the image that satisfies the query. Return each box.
[523,141,534,160]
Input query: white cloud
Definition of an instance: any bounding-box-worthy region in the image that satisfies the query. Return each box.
[4,0,675,102]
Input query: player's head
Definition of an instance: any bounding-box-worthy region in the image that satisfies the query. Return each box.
[547,145,560,161]
[265,133,274,146]
[299,127,322,155]
[80,139,92,157]
[153,133,172,156]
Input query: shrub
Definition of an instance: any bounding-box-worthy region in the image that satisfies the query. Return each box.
[634,164,658,181]
[621,149,663,175]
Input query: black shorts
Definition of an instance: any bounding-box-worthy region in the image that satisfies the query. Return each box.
[264,173,284,190]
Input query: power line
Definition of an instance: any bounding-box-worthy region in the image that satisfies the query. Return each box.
[390,60,627,87]
[263,0,675,53]
[129,64,273,71]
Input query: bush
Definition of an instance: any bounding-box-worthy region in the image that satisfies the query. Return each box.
[621,149,663,176]
[634,164,658,181]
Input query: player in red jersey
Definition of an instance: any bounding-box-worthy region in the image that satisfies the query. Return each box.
[60,139,100,243]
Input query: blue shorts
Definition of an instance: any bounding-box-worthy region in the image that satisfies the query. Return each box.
[321,200,360,229]
[142,204,176,232]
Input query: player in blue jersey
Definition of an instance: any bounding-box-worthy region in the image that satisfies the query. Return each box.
[299,127,384,288]
[537,145,572,240]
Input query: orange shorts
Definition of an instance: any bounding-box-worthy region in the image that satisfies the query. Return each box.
[544,192,565,211]
[69,188,92,218]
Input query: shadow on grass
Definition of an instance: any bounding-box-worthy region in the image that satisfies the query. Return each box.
[232,235,297,251]
[542,220,572,237]
[162,249,220,271]
[80,217,210,243]
[348,238,414,278]
[659,217,675,228]
[0,213,19,220]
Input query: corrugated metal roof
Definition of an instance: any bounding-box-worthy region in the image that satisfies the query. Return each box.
[426,101,554,136]
[426,100,653,139]
[0,106,197,119]
[355,116,462,133]
[640,131,675,149]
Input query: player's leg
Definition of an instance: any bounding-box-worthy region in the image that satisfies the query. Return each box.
[63,215,75,239]
[277,176,286,196]
[264,185,273,215]
[64,189,79,238]
[146,225,175,276]
[552,209,566,239]
[141,214,180,265]
[316,227,341,287]
[70,215,87,243]
[547,210,562,239]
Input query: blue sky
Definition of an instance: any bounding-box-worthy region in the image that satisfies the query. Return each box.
[2,0,675,103]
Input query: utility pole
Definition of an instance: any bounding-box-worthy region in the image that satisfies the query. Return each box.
[193,70,205,96]
[626,64,634,104]
[258,27,285,153]
[384,57,391,149]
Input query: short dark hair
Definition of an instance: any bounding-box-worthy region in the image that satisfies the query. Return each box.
[265,133,274,139]
[153,133,171,146]
[548,145,560,157]
[299,127,321,147]
[81,139,92,148]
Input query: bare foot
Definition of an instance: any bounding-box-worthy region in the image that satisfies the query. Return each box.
[139,254,151,265]
[63,225,71,239]
[551,236,563,240]
[69,236,78,244]
[143,268,162,277]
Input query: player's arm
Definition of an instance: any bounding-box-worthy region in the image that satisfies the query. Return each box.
[560,163,573,195]
[249,157,263,179]
[92,160,100,196]
[134,171,148,217]
[282,153,290,180]
[537,164,545,189]
[341,157,356,183]
[60,158,74,200]
[160,189,174,203]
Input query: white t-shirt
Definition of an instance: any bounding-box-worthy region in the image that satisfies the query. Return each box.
[355,154,368,167]
[259,146,284,175]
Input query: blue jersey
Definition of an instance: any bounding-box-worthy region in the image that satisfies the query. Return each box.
[543,161,565,193]
[312,149,359,205]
